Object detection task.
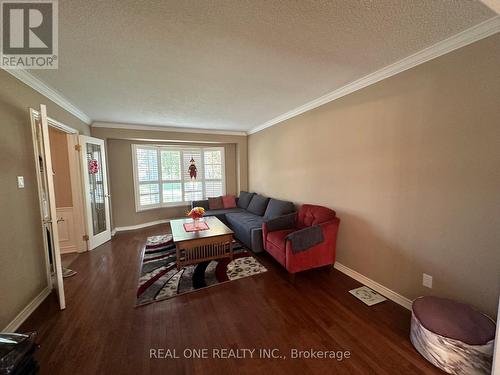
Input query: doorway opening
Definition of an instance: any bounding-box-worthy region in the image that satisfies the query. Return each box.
[47,126,87,273]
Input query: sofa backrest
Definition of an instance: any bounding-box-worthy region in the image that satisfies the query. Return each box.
[237,191,255,209]
[264,198,295,219]
[246,194,270,216]
[297,204,336,228]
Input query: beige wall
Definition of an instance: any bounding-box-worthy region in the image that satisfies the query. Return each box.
[90,126,247,228]
[0,70,90,330]
[48,127,73,207]
[248,34,500,317]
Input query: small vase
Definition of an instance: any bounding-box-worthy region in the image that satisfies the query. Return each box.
[193,217,200,229]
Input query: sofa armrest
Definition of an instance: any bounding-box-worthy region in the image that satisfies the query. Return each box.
[285,225,324,253]
[191,200,209,210]
[264,212,296,232]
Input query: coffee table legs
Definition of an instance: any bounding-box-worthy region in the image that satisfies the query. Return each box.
[175,236,233,270]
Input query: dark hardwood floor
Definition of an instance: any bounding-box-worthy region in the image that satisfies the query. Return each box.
[20,225,443,375]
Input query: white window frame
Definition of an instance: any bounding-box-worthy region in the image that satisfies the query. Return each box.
[132,144,225,212]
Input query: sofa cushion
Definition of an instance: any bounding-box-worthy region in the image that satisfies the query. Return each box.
[222,195,237,208]
[226,211,265,231]
[264,198,295,219]
[205,208,244,218]
[208,196,224,210]
[237,191,254,209]
[226,212,264,248]
[247,194,270,216]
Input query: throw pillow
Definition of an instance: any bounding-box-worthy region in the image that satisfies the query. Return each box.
[237,191,255,209]
[222,195,237,208]
[246,194,270,216]
[208,197,224,210]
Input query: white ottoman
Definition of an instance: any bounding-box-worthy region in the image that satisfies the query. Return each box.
[410,296,496,375]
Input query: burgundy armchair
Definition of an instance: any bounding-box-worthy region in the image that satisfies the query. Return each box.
[262,204,340,277]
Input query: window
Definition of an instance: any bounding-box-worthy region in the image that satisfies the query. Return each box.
[132,145,225,211]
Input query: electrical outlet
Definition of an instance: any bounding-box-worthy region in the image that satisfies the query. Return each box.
[17,176,25,189]
[422,273,433,288]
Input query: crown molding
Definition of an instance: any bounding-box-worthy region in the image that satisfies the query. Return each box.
[91,121,247,136]
[3,68,92,124]
[248,16,500,135]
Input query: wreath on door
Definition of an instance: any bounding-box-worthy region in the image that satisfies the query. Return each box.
[88,159,99,174]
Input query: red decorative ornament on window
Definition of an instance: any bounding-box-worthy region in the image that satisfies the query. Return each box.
[188,157,197,179]
[88,159,99,174]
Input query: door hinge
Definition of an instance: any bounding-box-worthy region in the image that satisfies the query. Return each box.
[83,235,89,241]
[75,144,82,151]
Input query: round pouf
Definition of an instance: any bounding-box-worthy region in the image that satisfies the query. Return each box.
[410,296,496,375]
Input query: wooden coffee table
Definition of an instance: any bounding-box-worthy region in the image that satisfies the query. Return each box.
[170,216,234,270]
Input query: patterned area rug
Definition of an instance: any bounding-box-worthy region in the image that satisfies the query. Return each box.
[136,234,267,306]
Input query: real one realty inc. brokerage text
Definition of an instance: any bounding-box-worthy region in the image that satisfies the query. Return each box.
[150,348,351,361]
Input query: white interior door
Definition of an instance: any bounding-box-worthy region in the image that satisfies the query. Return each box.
[80,135,112,250]
[32,105,66,310]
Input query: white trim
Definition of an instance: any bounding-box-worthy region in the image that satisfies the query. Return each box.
[334,262,413,310]
[92,122,247,136]
[248,16,500,135]
[30,109,53,292]
[2,287,51,333]
[114,219,171,233]
[4,69,92,124]
[30,108,79,134]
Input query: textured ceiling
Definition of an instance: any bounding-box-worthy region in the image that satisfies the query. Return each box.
[30,0,495,131]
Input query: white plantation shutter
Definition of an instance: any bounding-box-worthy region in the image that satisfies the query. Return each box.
[160,150,182,203]
[133,145,225,211]
[135,146,160,207]
[204,148,224,197]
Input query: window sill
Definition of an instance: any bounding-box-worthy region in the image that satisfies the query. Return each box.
[136,203,190,213]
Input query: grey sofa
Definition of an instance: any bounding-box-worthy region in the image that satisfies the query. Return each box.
[192,192,295,253]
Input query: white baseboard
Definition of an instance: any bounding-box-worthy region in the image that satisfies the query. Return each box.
[2,286,52,333]
[60,245,78,254]
[334,262,413,310]
[113,219,171,233]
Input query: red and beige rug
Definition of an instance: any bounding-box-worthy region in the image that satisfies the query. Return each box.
[136,234,267,306]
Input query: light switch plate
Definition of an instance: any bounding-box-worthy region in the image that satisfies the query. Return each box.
[17,176,25,188]
[422,273,433,288]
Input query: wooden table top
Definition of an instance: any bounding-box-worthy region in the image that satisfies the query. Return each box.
[170,216,234,243]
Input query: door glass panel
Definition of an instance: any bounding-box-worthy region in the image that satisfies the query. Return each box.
[86,143,106,235]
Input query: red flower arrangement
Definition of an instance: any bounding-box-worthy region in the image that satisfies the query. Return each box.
[187,207,205,219]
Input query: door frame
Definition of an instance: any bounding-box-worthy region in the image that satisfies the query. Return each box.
[30,108,88,298]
